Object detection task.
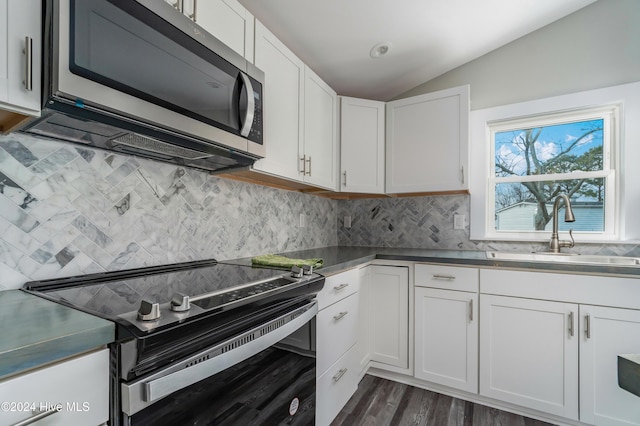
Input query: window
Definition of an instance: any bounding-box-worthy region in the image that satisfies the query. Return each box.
[487,106,617,239]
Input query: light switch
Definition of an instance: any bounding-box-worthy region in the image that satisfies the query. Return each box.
[344,215,352,228]
[454,214,465,230]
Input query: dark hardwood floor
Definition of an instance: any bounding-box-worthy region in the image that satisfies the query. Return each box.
[331,375,556,426]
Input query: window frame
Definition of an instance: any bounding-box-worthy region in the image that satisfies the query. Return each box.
[484,105,618,240]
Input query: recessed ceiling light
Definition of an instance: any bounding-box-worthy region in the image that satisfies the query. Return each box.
[370,42,391,59]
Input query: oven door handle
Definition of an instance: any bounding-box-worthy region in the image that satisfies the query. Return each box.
[121,300,318,416]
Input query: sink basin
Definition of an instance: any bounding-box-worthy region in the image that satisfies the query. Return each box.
[486,251,640,266]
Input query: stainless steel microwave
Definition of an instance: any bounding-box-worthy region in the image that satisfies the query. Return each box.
[21,0,265,173]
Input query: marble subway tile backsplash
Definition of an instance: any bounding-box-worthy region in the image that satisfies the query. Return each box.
[0,133,337,290]
[337,195,640,257]
[2,133,640,291]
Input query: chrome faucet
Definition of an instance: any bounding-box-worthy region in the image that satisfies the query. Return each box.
[549,194,576,253]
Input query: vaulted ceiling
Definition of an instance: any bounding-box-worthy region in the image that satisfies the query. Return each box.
[238,0,597,100]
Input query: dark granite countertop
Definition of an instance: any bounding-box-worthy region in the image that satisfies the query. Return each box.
[5,246,639,381]
[0,290,115,380]
[225,246,640,278]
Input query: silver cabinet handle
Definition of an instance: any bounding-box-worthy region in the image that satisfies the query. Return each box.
[585,314,591,339]
[306,156,311,176]
[333,283,349,292]
[11,408,59,426]
[332,368,347,382]
[432,274,456,280]
[23,36,33,91]
[178,0,184,12]
[189,0,197,20]
[343,170,347,187]
[468,299,473,322]
[333,311,348,321]
[569,311,574,337]
[300,155,306,174]
[461,165,465,184]
[239,72,255,137]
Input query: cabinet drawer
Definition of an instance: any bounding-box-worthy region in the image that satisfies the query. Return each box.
[415,264,478,292]
[317,292,359,374]
[0,349,109,426]
[316,344,360,426]
[317,267,359,310]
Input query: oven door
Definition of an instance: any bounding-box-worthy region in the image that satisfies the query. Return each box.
[121,300,317,425]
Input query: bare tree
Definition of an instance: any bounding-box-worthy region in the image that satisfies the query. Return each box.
[495,124,603,230]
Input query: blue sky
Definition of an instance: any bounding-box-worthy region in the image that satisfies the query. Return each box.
[495,118,603,176]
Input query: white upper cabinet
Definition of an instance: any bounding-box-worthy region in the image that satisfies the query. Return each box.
[0,0,41,129]
[252,21,304,181]
[340,97,385,194]
[302,66,338,190]
[165,0,254,61]
[194,0,255,61]
[386,85,469,194]
[252,21,338,190]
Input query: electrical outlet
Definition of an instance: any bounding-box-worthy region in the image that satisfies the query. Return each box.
[344,215,352,228]
[454,214,465,230]
[299,213,306,228]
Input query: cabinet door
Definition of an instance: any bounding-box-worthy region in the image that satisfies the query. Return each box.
[415,288,478,393]
[340,97,385,194]
[386,85,469,194]
[252,22,304,181]
[357,265,371,374]
[369,265,409,369]
[0,0,41,116]
[479,295,579,420]
[195,0,254,61]
[303,67,338,190]
[580,305,640,425]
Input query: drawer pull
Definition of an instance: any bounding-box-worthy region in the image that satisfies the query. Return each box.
[333,311,348,321]
[332,368,348,382]
[333,283,349,292]
[468,299,473,322]
[432,274,456,280]
[11,408,59,426]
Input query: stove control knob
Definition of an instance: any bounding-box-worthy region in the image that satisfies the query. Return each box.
[170,293,190,312]
[291,266,303,278]
[301,264,313,275]
[137,300,161,321]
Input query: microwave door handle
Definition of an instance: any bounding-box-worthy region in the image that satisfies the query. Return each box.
[239,73,255,137]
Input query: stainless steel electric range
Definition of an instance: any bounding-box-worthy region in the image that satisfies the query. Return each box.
[23,259,325,426]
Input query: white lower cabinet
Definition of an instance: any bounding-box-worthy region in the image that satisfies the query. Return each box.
[356,265,371,374]
[316,345,360,426]
[0,349,109,426]
[316,292,359,374]
[414,264,478,393]
[316,268,362,426]
[415,287,478,393]
[479,294,579,419]
[580,305,640,425]
[369,265,409,369]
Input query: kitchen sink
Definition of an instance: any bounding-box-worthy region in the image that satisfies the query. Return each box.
[485,251,640,266]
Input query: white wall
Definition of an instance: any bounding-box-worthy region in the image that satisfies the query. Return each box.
[396,0,640,110]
